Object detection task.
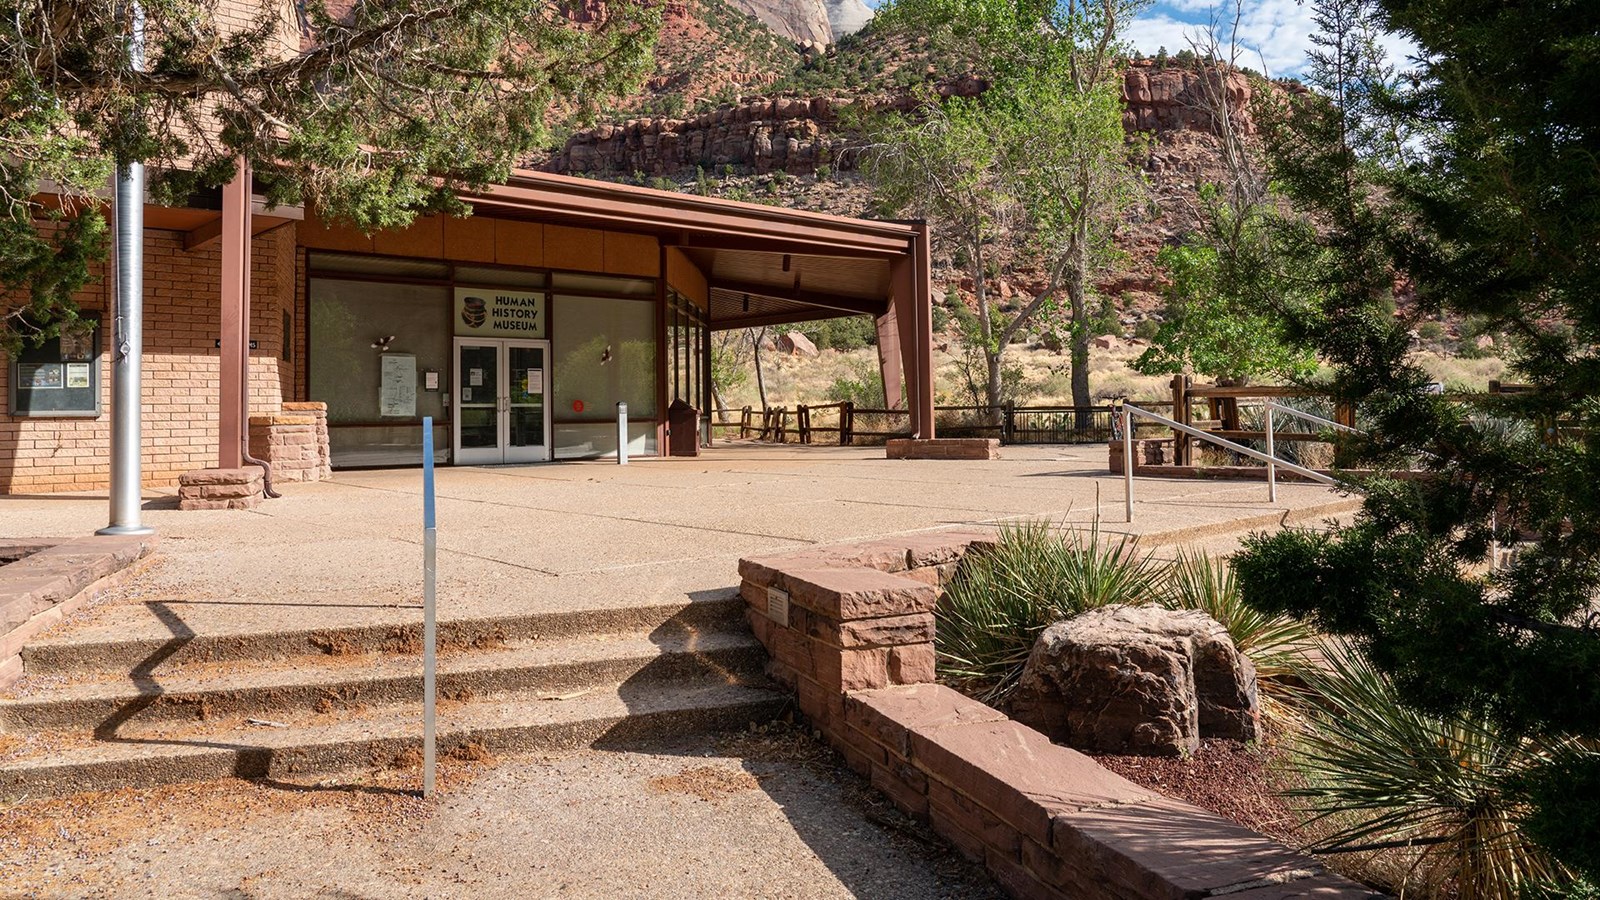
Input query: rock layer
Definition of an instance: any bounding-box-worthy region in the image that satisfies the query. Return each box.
[551,61,1268,178]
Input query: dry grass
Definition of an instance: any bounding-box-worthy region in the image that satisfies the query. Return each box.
[718,339,1512,412]
[720,340,1173,411]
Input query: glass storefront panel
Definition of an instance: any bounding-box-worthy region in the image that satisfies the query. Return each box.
[551,295,657,422]
[554,422,658,459]
[309,277,450,466]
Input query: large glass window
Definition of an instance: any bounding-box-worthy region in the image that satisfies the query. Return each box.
[309,277,449,466]
[551,294,657,459]
[669,289,707,413]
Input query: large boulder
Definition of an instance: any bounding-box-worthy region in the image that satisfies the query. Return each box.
[1009,605,1259,756]
[779,331,820,357]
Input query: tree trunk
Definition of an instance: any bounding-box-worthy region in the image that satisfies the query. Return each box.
[712,384,729,424]
[752,328,768,411]
[1066,230,1092,430]
[972,236,1004,426]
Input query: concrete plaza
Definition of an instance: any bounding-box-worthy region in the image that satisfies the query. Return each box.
[0,443,1355,648]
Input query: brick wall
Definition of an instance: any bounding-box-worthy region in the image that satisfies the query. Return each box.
[0,223,297,494]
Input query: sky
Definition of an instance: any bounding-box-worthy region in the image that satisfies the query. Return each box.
[1122,0,1418,78]
[852,0,1415,80]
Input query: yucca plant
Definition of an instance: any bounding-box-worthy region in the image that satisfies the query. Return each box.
[1158,548,1317,715]
[935,519,1165,703]
[1284,642,1585,900]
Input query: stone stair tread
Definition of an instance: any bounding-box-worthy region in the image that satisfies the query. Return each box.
[25,588,740,648]
[0,679,786,797]
[1,627,761,717]
[21,591,746,676]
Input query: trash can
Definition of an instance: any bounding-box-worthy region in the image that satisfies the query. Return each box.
[668,399,701,457]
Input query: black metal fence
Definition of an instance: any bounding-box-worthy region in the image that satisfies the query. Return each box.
[710,402,1118,446]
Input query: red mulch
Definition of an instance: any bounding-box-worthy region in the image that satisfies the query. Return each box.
[1091,738,1304,846]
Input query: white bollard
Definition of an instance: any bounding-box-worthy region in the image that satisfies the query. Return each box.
[616,401,628,465]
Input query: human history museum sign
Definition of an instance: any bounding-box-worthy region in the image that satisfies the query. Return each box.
[454,287,545,338]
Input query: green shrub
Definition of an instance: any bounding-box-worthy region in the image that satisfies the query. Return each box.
[1133,318,1161,340]
[936,521,1165,702]
[823,357,885,408]
[1157,549,1316,715]
[802,315,876,351]
[1284,643,1584,900]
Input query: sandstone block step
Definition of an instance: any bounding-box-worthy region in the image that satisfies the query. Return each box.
[0,679,787,800]
[22,594,745,677]
[0,628,765,732]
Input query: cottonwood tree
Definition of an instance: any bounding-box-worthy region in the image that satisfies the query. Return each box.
[1132,4,1317,384]
[863,0,1146,418]
[0,0,659,351]
[1232,0,1600,883]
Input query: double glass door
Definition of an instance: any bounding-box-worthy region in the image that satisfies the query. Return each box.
[453,339,550,464]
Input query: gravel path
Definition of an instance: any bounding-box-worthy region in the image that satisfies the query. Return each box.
[0,724,1002,900]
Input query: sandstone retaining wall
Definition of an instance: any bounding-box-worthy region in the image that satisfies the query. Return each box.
[738,533,1380,900]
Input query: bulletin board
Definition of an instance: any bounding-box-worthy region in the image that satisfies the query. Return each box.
[9,314,102,417]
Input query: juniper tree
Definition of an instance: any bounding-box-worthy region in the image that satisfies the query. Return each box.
[1232,0,1600,881]
[0,0,659,351]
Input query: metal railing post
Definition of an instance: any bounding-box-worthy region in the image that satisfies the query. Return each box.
[421,417,437,798]
[1122,404,1134,523]
[616,401,628,465]
[1265,405,1277,503]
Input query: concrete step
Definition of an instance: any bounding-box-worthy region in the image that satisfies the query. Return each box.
[0,627,765,732]
[0,678,788,800]
[21,592,744,677]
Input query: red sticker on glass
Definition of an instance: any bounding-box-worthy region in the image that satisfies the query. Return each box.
[572,400,585,413]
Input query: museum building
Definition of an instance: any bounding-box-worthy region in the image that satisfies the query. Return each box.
[0,170,935,494]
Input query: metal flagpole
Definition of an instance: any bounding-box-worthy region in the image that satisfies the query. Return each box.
[100,1,153,537]
[422,418,437,797]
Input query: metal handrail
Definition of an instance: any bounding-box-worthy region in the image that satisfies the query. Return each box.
[1255,400,1362,435]
[1120,403,1340,522]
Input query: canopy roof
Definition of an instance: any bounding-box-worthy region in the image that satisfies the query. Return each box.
[458,171,918,330]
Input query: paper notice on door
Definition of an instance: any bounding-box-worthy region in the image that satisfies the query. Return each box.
[379,354,417,417]
[527,369,542,394]
[468,368,484,387]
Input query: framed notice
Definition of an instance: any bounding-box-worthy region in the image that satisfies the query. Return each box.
[378,353,418,418]
[9,314,101,417]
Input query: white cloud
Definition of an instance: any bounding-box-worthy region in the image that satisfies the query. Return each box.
[1123,12,1205,59]
[1127,0,1421,78]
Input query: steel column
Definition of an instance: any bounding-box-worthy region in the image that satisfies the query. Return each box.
[99,1,153,537]
[219,159,248,469]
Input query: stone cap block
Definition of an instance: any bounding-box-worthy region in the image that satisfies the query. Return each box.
[1051,798,1335,900]
[778,567,937,619]
[908,717,1158,846]
[1219,872,1384,898]
[179,467,264,486]
[281,401,328,412]
[844,683,1008,758]
[249,414,314,427]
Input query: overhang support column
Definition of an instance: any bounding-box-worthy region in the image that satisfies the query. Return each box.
[889,226,936,439]
[218,161,248,469]
[876,306,905,411]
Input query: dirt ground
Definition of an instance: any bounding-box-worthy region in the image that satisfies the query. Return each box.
[0,724,1002,900]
